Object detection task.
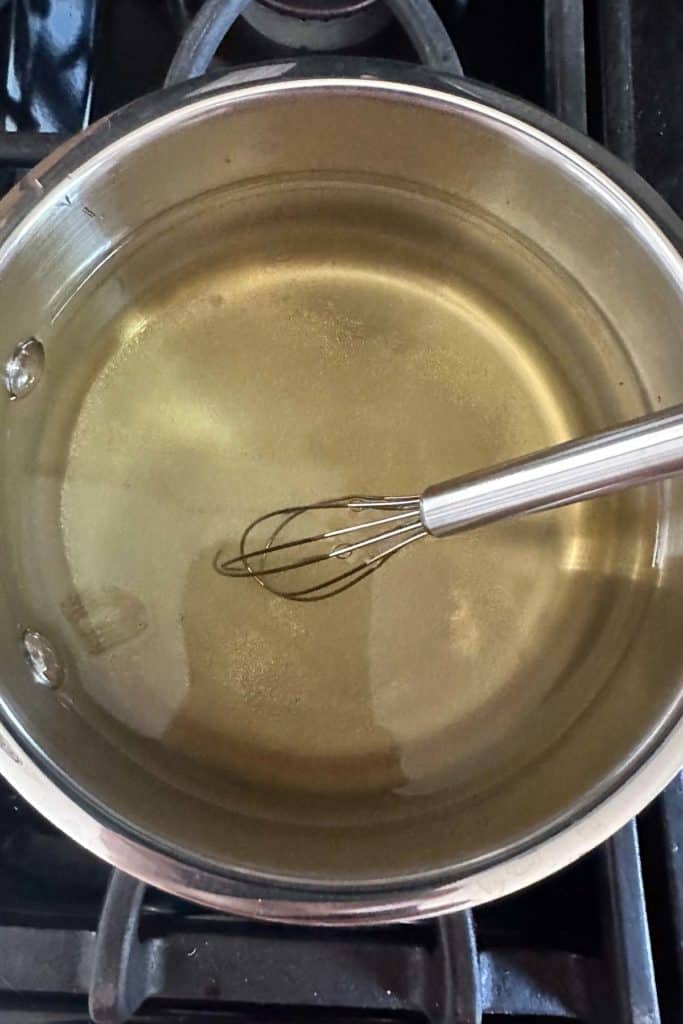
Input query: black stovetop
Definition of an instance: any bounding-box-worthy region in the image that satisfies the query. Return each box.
[0,2,681,1022]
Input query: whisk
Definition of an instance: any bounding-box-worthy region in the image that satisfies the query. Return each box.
[214,403,683,601]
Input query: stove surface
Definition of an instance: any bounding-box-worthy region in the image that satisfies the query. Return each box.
[0,1,681,1022]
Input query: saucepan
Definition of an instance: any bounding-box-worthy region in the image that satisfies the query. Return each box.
[0,56,682,924]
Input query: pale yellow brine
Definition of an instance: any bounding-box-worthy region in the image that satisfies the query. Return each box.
[54,179,655,816]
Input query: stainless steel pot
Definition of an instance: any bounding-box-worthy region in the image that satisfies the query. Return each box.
[1,59,682,924]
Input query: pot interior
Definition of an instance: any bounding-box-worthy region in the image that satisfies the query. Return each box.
[1,79,682,886]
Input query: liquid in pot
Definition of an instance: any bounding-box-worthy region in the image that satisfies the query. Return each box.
[30,179,657,832]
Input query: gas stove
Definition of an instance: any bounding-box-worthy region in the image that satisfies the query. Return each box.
[0,2,681,1021]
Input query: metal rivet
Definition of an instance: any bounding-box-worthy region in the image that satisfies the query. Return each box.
[21,629,62,689]
[4,337,45,399]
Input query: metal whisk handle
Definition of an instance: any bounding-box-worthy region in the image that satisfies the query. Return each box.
[421,403,683,537]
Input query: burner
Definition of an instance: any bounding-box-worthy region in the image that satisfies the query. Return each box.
[242,0,391,50]
[165,0,462,87]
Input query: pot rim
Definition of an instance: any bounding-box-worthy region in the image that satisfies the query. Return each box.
[1,58,682,924]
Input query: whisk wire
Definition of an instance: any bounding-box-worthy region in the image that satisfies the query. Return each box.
[214,494,426,601]
[278,529,427,600]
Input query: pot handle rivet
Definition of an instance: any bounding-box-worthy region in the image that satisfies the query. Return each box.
[21,629,63,689]
[4,337,45,399]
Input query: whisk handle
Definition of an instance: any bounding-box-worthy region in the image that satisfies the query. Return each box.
[420,403,683,537]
